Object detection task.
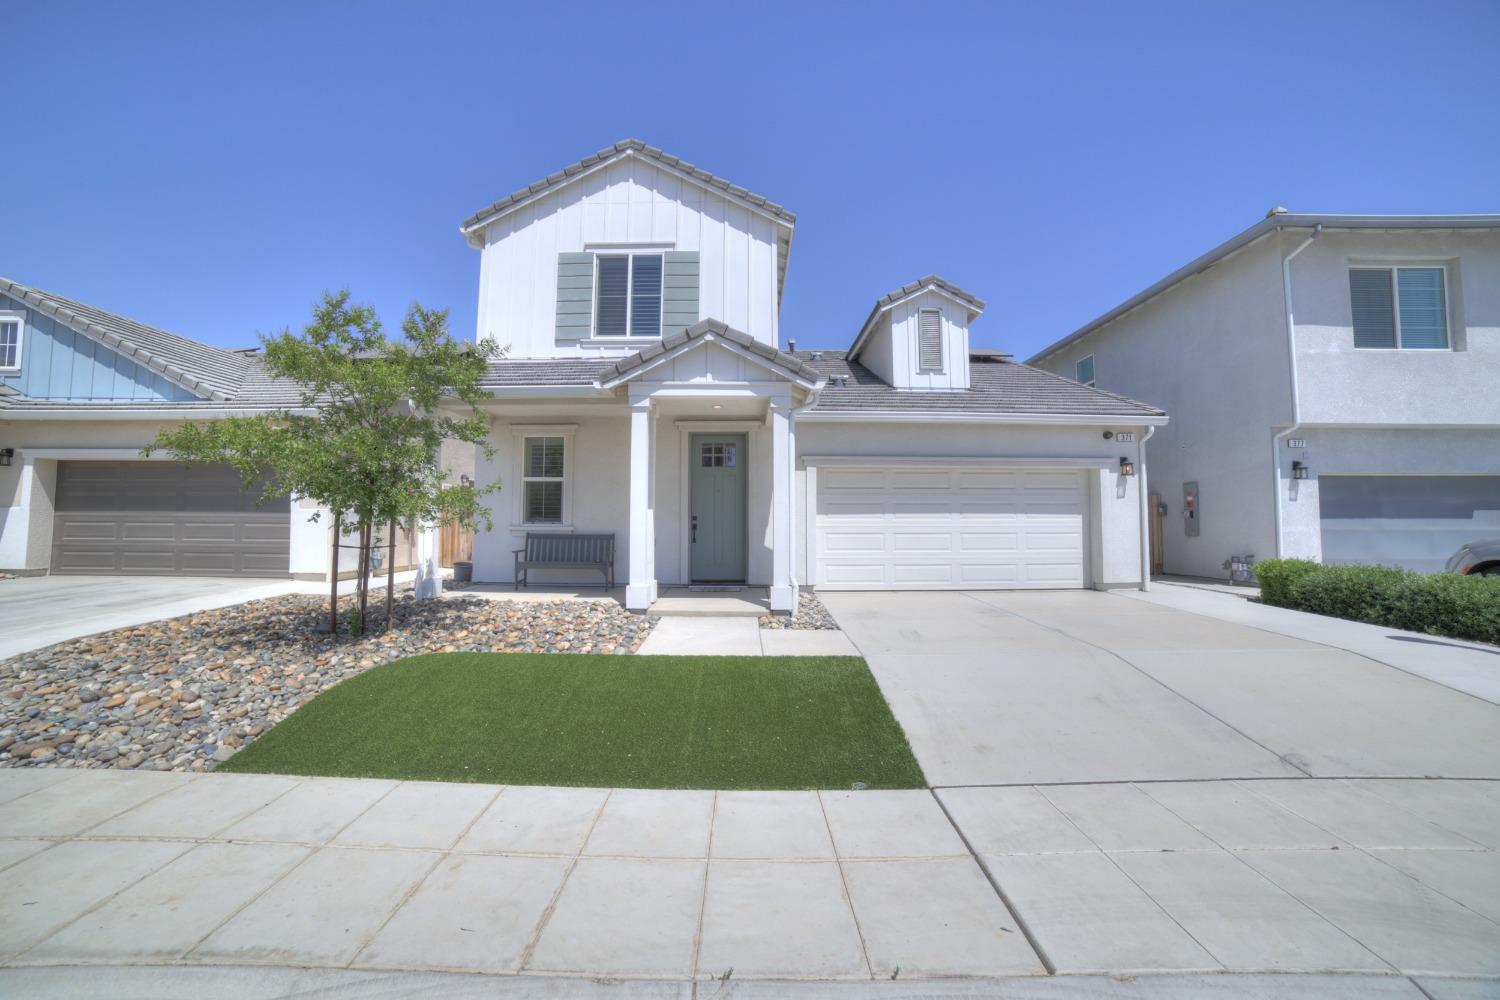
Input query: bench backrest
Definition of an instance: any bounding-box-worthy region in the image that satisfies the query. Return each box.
[524,532,614,564]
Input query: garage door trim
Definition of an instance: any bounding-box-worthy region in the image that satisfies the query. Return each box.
[809,460,1092,591]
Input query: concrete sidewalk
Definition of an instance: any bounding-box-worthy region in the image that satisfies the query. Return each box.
[2,769,1497,987]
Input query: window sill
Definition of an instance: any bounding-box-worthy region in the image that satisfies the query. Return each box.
[509,523,575,534]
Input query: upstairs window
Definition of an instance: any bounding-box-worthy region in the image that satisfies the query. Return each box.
[1075,354,1095,386]
[917,308,944,372]
[522,436,565,524]
[595,253,663,338]
[1349,267,1448,349]
[0,314,21,370]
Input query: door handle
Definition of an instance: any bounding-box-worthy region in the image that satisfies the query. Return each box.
[691,515,697,544]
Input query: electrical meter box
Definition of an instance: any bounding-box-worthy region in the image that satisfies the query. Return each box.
[1183,481,1200,537]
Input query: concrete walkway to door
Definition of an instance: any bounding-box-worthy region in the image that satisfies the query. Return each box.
[819,589,1500,787]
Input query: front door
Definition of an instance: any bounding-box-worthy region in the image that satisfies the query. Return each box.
[690,432,747,582]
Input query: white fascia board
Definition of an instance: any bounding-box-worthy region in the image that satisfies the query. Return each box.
[460,149,795,241]
[798,410,1168,427]
[801,455,1119,470]
[478,386,613,398]
[599,333,816,391]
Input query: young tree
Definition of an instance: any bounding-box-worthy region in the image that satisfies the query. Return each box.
[147,291,499,634]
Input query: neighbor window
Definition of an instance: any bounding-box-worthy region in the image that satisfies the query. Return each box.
[595,253,663,338]
[0,314,21,370]
[917,308,944,372]
[522,436,565,523]
[1349,267,1448,349]
[1075,354,1095,386]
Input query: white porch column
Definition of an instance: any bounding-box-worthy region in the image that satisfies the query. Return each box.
[768,396,795,612]
[626,398,658,610]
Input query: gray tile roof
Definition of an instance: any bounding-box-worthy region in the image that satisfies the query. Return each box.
[0,277,250,401]
[599,320,821,386]
[478,358,615,388]
[800,351,1165,418]
[459,139,797,234]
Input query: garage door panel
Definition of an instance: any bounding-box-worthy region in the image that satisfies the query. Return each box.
[52,462,290,577]
[893,532,952,552]
[816,467,1088,590]
[1319,475,1500,574]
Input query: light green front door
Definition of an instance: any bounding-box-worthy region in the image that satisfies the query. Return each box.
[690,432,747,583]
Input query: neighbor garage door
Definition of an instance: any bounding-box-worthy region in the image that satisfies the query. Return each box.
[814,467,1088,589]
[52,461,290,576]
[1319,475,1500,574]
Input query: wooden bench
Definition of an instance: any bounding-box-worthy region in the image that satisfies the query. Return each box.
[513,532,616,590]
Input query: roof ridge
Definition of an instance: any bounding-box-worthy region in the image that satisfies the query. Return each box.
[458,139,796,234]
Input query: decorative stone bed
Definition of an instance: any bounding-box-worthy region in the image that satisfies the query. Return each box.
[759,592,840,630]
[0,589,657,773]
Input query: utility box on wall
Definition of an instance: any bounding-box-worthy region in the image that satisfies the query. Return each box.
[1183,481,1200,537]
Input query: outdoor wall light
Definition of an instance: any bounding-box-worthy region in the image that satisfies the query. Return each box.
[0,448,12,467]
[1118,456,1136,477]
[1292,461,1310,480]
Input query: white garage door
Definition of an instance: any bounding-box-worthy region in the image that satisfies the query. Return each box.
[815,467,1088,589]
[1320,475,1500,574]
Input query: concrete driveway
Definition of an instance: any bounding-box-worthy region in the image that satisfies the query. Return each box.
[819,589,1500,787]
[0,576,301,661]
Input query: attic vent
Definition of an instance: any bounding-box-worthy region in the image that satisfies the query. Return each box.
[811,350,823,361]
[918,309,943,372]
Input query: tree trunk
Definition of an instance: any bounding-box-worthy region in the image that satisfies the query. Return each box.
[358,520,372,633]
[385,518,396,631]
[330,514,341,635]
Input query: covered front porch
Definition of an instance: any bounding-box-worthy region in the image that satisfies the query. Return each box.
[470,321,822,613]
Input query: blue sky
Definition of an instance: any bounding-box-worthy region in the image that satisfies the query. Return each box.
[7,1,1498,361]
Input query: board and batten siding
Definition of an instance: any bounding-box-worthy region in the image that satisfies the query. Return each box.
[0,293,197,401]
[477,156,780,356]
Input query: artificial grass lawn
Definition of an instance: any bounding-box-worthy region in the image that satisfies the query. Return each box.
[219,653,926,789]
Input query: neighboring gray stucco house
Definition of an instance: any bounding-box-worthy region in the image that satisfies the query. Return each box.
[1029,210,1500,576]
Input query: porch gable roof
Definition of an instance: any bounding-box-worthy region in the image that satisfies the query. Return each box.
[596,319,823,389]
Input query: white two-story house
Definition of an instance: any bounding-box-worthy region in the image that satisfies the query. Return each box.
[1029,210,1500,577]
[463,140,1167,610]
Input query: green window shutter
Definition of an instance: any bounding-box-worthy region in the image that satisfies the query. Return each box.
[662,251,700,336]
[556,252,594,342]
[1349,269,1396,349]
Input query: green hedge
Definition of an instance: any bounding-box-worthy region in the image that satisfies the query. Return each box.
[1254,558,1500,645]
[1252,558,1321,607]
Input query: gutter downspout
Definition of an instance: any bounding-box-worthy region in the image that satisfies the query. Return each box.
[786,380,826,601]
[1136,424,1157,591]
[1271,224,1321,558]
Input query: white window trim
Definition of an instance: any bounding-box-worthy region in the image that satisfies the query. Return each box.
[509,424,577,530]
[917,308,944,374]
[0,312,24,372]
[1076,354,1096,387]
[1349,265,1451,351]
[592,251,665,341]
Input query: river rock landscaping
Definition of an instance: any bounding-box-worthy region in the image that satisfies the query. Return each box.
[759,591,839,630]
[0,589,657,773]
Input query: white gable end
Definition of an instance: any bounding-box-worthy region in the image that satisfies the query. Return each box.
[474,153,790,358]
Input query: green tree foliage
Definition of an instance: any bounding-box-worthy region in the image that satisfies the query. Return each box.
[147,291,499,633]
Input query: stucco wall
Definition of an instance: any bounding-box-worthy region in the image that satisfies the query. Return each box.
[1032,236,1291,578]
[1291,229,1500,425]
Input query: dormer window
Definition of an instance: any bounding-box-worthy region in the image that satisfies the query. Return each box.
[918,308,943,373]
[595,253,663,339]
[0,313,22,371]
